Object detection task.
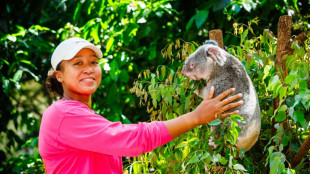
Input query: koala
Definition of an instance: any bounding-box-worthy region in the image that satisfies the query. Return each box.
[182,40,261,152]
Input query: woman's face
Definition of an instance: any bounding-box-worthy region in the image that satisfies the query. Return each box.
[56,48,102,96]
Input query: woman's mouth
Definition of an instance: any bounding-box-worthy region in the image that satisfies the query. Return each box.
[80,77,95,82]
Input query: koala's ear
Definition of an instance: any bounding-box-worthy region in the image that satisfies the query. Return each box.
[206,47,226,66]
[204,40,218,46]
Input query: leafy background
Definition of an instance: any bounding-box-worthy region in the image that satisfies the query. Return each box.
[0,0,309,173]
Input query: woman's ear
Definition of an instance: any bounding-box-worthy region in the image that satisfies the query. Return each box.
[55,71,63,83]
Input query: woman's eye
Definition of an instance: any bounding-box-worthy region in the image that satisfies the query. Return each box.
[74,62,82,65]
[91,61,99,65]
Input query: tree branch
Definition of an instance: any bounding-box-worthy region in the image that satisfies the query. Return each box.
[291,134,310,168]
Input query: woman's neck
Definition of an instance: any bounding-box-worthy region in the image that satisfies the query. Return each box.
[63,93,92,108]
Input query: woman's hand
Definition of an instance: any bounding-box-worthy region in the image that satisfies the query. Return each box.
[164,87,244,139]
[192,86,243,126]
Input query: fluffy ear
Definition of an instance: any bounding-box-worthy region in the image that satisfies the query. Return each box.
[206,47,226,66]
[204,40,218,46]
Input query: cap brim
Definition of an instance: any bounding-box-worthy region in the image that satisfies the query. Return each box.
[62,44,103,61]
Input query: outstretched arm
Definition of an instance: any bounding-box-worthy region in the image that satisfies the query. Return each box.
[164,86,243,139]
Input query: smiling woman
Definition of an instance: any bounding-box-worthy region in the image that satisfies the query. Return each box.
[55,48,102,107]
[39,37,243,174]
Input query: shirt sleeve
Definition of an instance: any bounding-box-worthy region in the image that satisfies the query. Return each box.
[57,106,172,157]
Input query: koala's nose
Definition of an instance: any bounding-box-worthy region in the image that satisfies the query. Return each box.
[181,66,187,75]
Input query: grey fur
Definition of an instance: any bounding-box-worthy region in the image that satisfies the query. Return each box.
[182,40,261,152]
[203,40,218,46]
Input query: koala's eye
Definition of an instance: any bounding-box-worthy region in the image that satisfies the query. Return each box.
[190,63,195,68]
[206,51,211,57]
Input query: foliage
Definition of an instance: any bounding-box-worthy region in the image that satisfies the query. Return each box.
[0,24,52,172]
[230,20,310,173]
[129,44,248,172]
[1,138,44,174]
[128,19,310,173]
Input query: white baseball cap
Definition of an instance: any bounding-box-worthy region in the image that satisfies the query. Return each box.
[51,37,103,70]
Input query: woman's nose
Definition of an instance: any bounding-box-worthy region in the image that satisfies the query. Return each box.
[83,66,94,74]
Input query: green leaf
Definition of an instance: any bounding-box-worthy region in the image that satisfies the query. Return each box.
[239,147,245,159]
[161,66,166,79]
[106,37,114,53]
[270,152,285,174]
[200,152,210,160]
[241,29,248,44]
[139,26,151,39]
[233,164,247,171]
[121,115,132,124]
[283,168,295,174]
[120,70,129,83]
[73,2,82,22]
[272,83,282,98]
[98,0,106,16]
[124,23,139,42]
[279,86,287,100]
[294,110,305,128]
[91,23,100,44]
[228,155,233,168]
[151,78,155,86]
[230,114,246,123]
[208,119,221,126]
[151,92,157,108]
[175,141,187,149]
[268,75,280,91]
[195,10,209,29]
[185,16,195,31]
[109,60,119,81]
[263,65,272,80]
[275,111,286,122]
[211,154,221,163]
[188,155,199,164]
[13,70,23,82]
[278,105,287,112]
[291,41,305,57]
[220,157,228,165]
[185,95,191,109]
[188,137,199,145]
[270,75,279,85]
[23,68,39,81]
[148,44,157,60]
[281,135,290,146]
[284,72,298,86]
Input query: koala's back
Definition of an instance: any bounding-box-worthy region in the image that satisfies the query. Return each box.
[207,54,261,151]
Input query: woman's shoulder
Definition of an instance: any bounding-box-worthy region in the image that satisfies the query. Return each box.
[46,98,91,114]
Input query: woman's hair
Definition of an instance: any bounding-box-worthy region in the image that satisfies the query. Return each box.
[46,63,63,96]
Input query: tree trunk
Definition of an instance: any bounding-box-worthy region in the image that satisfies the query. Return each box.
[291,134,310,168]
[272,15,292,136]
[209,29,224,49]
[275,15,292,78]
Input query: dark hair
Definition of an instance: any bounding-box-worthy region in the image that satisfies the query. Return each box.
[46,63,63,96]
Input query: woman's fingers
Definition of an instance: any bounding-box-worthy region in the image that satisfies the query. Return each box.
[205,86,215,100]
[215,88,236,101]
[219,100,244,114]
[220,110,240,119]
[220,93,243,107]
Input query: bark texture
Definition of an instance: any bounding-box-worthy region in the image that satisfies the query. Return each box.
[209,29,224,49]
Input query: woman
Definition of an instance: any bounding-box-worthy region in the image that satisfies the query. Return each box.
[39,37,243,173]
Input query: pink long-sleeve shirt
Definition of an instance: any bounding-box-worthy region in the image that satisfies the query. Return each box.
[39,98,172,173]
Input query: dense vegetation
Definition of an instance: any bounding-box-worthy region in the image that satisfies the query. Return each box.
[0,0,309,173]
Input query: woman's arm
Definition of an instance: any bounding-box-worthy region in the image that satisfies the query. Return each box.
[164,86,243,138]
